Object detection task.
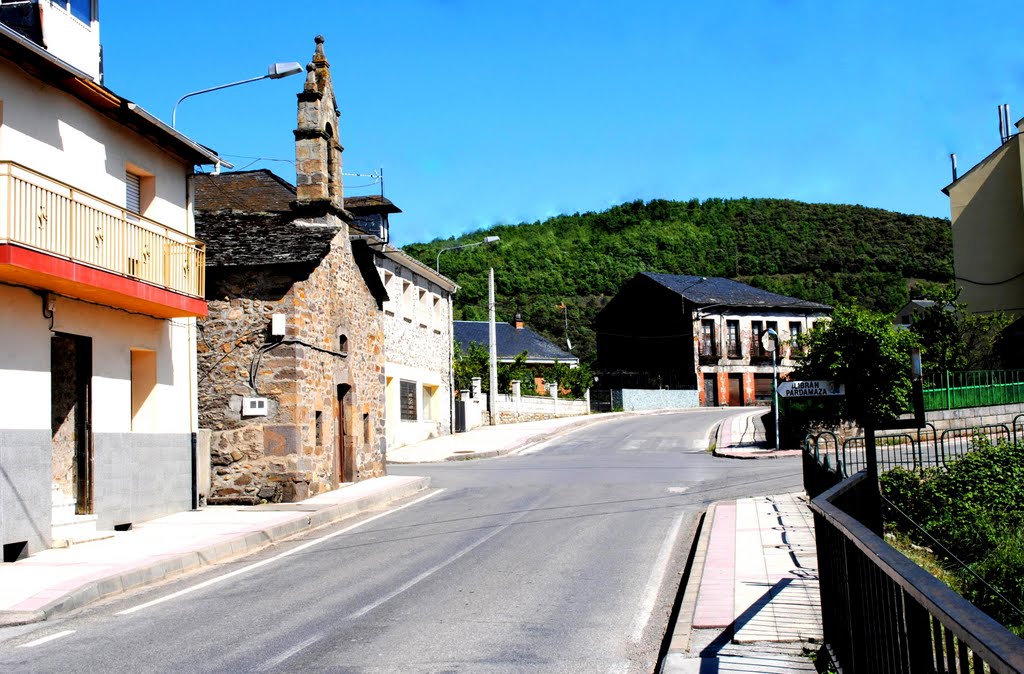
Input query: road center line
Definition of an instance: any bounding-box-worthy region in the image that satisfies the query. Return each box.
[18,630,75,648]
[629,511,686,643]
[344,510,527,620]
[117,489,446,616]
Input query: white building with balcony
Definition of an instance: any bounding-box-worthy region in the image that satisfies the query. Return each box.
[0,4,226,559]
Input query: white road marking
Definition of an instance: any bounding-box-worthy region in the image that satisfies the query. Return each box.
[668,487,689,494]
[117,489,446,616]
[629,511,686,643]
[18,630,75,648]
[344,510,526,620]
[258,633,323,672]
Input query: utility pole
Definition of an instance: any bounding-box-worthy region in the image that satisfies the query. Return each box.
[488,268,498,425]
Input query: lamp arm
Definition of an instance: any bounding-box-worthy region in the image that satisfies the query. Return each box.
[172,74,269,128]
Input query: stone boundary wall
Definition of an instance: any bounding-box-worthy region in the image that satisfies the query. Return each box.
[494,394,588,424]
[617,389,701,411]
[922,402,1024,433]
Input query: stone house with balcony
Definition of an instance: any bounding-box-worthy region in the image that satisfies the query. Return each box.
[355,196,458,450]
[0,4,226,559]
[596,273,830,407]
[194,37,390,504]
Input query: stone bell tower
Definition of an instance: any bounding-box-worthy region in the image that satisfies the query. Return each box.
[293,35,344,214]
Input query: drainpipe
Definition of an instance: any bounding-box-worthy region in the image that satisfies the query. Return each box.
[186,171,199,510]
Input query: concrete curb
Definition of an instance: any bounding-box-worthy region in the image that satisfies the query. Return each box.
[665,503,716,657]
[0,476,430,625]
[713,449,802,460]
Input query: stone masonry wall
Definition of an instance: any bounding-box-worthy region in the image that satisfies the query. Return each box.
[198,218,386,503]
[379,256,453,435]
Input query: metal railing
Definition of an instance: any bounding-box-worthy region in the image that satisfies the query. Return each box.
[923,370,1024,412]
[811,473,1024,673]
[805,422,1018,479]
[0,160,205,297]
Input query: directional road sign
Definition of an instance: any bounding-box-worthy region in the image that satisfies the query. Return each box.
[776,380,845,398]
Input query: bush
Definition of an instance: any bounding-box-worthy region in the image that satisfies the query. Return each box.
[880,439,1024,635]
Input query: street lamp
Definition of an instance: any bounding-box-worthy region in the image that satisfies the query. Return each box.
[435,236,500,272]
[764,328,780,451]
[172,62,304,128]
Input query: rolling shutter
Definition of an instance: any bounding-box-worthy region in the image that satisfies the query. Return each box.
[126,172,141,214]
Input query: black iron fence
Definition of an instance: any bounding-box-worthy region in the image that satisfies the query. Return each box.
[804,415,1024,482]
[812,474,1024,673]
[804,424,1024,672]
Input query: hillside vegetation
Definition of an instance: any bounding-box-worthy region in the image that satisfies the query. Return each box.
[402,198,952,366]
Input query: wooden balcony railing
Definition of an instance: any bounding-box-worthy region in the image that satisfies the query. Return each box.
[0,161,205,298]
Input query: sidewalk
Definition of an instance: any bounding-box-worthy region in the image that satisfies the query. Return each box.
[0,475,429,626]
[661,410,822,673]
[712,407,802,459]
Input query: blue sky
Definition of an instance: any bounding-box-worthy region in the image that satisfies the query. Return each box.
[102,1,1023,246]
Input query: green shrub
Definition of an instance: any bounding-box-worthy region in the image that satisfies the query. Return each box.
[881,438,1024,635]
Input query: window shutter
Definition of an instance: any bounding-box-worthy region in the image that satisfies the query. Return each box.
[126,172,141,214]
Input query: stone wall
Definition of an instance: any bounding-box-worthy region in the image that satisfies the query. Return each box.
[492,389,589,424]
[198,220,386,503]
[378,255,453,445]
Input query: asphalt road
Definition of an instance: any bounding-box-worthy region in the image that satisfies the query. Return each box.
[0,410,802,673]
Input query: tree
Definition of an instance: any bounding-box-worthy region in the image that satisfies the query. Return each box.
[453,341,489,393]
[794,305,919,427]
[908,286,1009,374]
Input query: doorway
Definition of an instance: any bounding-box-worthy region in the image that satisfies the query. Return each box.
[51,333,93,514]
[335,384,354,485]
[728,373,744,407]
[703,376,717,407]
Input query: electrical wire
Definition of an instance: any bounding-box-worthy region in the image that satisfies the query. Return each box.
[248,338,348,394]
[880,493,1024,621]
[955,271,1024,286]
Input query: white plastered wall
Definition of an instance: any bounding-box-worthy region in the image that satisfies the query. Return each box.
[0,285,195,435]
[0,286,53,431]
[0,59,192,236]
[383,361,445,448]
[53,296,194,434]
[37,1,102,82]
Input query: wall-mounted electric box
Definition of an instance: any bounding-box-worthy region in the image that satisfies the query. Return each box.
[271,313,286,336]
[242,397,269,417]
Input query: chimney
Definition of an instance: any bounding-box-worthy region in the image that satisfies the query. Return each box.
[514,313,524,329]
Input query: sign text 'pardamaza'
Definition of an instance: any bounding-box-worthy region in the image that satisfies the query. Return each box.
[776,380,845,398]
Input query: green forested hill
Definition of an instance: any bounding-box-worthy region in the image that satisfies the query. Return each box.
[401,198,952,366]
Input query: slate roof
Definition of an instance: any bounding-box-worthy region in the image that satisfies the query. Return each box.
[641,273,831,310]
[195,210,339,267]
[195,171,338,267]
[345,194,402,215]
[194,170,296,212]
[454,321,578,363]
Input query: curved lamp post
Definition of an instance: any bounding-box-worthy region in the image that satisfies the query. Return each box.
[172,62,304,128]
[435,236,500,273]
